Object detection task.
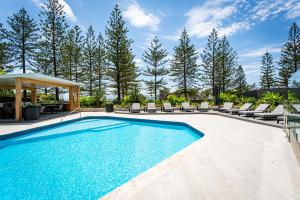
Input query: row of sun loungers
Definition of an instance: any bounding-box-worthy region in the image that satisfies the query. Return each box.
[130,102,206,113]
[128,102,300,123]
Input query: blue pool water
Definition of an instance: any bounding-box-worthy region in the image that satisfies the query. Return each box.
[0,117,203,199]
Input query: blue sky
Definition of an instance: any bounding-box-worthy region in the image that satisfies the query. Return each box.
[1,0,300,89]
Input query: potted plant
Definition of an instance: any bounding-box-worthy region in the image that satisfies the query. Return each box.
[24,103,41,120]
[105,101,114,112]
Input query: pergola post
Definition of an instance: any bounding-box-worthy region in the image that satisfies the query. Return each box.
[31,88,37,104]
[69,86,74,111]
[77,86,80,108]
[68,86,80,111]
[15,78,22,121]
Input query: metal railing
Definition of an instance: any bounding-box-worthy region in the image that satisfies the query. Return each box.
[60,107,82,122]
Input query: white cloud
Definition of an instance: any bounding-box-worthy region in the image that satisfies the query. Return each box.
[219,22,250,36]
[58,0,76,22]
[240,45,281,57]
[286,2,300,19]
[134,58,143,69]
[141,33,155,49]
[32,0,77,22]
[124,2,160,31]
[32,0,43,8]
[251,0,300,21]
[164,33,180,41]
[175,0,300,40]
[184,2,248,38]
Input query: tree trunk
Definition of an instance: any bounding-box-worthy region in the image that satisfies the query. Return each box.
[51,15,59,101]
[89,59,92,96]
[154,65,157,100]
[212,49,215,97]
[22,22,27,98]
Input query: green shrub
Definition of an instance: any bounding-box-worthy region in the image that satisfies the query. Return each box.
[257,92,284,110]
[80,96,96,107]
[238,96,257,104]
[121,96,131,107]
[38,93,57,104]
[155,99,163,107]
[93,89,106,107]
[166,95,177,106]
[288,91,300,103]
[166,95,186,106]
[220,93,238,104]
[120,87,147,107]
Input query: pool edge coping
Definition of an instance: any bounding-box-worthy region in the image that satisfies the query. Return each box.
[0,116,204,141]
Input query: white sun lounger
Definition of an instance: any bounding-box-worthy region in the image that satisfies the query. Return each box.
[226,103,252,114]
[197,102,209,112]
[163,102,175,112]
[130,103,141,113]
[239,103,270,117]
[254,104,284,119]
[146,103,157,113]
[219,102,233,112]
[292,104,300,113]
[181,102,195,112]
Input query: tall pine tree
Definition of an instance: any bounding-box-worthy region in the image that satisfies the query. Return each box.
[5,8,38,74]
[82,25,97,96]
[119,37,139,97]
[72,25,83,83]
[105,4,138,100]
[5,8,38,97]
[234,65,247,93]
[260,52,276,89]
[95,32,107,95]
[0,23,13,72]
[277,65,290,88]
[39,0,68,101]
[33,40,52,94]
[61,25,83,82]
[201,28,220,98]
[142,36,168,100]
[217,36,237,92]
[170,28,199,100]
[278,22,300,87]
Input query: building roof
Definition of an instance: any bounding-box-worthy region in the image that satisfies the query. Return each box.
[0,73,84,89]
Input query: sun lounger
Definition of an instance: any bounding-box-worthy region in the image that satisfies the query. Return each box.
[292,104,300,113]
[226,103,252,114]
[130,103,141,113]
[239,103,270,117]
[253,104,283,119]
[146,103,157,113]
[162,102,175,112]
[181,102,195,112]
[219,102,233,112]
[197,102,209,112]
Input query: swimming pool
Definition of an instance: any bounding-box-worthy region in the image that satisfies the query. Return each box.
[0,117,204,199]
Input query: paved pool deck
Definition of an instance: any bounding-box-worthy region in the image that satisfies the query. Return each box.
[0,112,299,200]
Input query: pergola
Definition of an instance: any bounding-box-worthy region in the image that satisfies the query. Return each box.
[0,73,83,121]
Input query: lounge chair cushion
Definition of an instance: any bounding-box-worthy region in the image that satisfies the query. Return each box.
[182,102,194,111]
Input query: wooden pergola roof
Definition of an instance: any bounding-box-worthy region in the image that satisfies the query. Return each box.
[0,73,82,121]
[0,73,83,89]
